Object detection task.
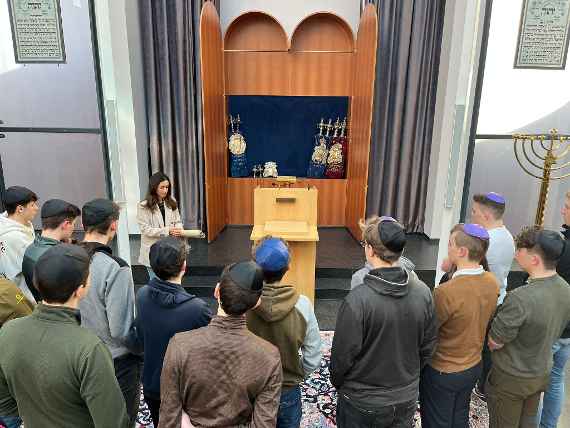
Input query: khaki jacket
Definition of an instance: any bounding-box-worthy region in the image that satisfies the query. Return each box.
[137,200,183,266]
[0,278,33,327]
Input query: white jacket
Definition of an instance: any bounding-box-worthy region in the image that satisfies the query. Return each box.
[137,200,183,267]
[0,213,36,303]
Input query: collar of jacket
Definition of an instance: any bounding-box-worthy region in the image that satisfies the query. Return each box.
[209,315,247,330]
[32,303,81,324]
[148,277,195,304]
[82,241,113,256]
[37,235,60,245]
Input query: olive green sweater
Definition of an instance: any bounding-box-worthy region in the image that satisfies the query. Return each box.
[490,274,570,378]
[0,304,129,427]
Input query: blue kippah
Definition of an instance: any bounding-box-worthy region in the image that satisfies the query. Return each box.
[463,223,489,240]
[255,238,289,272]
[486,192,506,205]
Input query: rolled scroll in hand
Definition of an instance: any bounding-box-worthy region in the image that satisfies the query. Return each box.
[180,229,206,239]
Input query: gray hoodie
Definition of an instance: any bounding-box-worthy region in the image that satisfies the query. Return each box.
[0,214,36,303]
[79,242,138,359]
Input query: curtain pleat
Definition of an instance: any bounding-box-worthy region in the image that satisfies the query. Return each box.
[139,0,216,228]
[366,0,446,233]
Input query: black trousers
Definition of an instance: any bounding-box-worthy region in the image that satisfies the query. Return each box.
[336,393,416,428]
[114,353,143,428]
[419,363,481,428]
[145,395,160,426]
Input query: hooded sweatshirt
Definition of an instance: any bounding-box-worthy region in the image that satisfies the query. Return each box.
[0,214,36,303]
[331,267,438,408]
[247,284,322,389]
[79,242,138,359]
[133,277,212,399]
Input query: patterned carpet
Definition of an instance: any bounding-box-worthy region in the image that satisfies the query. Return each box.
[136,331,489,428]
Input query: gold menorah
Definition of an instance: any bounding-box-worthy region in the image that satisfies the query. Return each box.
[513,129,570,227]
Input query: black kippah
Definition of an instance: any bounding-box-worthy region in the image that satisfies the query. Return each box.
[378,219,406,253]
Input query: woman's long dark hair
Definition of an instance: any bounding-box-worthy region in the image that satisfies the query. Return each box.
[144,172,178,211]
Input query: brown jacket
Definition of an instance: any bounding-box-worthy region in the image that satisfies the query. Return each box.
[159,315,282,428]
[431,271,499,372]
[0,278,33,327]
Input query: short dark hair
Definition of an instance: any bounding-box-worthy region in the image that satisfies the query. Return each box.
[218,264,262,316]
[153,240,187,281]
[359,216,402,263]
[451,224,489,262]
[251,236,290,284]
[34,244,91,304]
[515,227,564,270]
[41,205,81,230]
[473,194,506,219]
[4,190,38,215]
[84,202,120,234]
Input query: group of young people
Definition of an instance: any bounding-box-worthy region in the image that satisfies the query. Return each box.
[0,175,569,428]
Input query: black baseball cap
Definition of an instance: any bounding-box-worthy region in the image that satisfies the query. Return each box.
[41,199,80,219]
[34,244,91,289]
[150,237,184,272]
[3,186,37,206]
[82,198,119,227]
[226,261,264,292]
[377,217,407,253]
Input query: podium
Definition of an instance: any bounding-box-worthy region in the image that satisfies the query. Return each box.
[250,187,319,303]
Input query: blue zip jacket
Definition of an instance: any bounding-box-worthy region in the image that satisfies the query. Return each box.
[134,277,212,399]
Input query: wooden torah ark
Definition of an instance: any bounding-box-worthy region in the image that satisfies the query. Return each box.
[199,3,378,242]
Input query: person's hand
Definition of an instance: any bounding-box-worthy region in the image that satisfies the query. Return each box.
[440,257,453,273]
[169,227,184,237]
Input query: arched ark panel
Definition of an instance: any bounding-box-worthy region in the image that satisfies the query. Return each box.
[200,2,227,241]
[291,12,355,52]
[224,12,287,51]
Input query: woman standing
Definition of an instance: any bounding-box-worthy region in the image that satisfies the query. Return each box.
[138,172,184,278]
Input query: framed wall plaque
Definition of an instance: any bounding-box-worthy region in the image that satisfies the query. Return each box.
[8,0,66,63]
[514,0,570,69]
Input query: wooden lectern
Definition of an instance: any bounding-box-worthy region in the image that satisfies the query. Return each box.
[250,187,319,303]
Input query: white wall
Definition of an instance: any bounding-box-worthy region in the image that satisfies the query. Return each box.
[220,0,361,40]
[423,0,487,279]
[94,0,143,262]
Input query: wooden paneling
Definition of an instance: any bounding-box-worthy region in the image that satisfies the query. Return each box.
[290,13,355,52]
[225,12,287,51]
[225,51,352,96]
[225,52,290,95]
[345,4,378,239]
[227,178,347,226]
[200,2,227,242]
[224,12,353,97]
[290,53,353,96]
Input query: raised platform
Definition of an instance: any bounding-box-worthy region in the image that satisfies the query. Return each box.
[130,226,440,298]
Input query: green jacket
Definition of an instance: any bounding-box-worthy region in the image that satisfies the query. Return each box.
[0,304,129,427]
[490,274,570,378]
[0,278,33,327]
[21,236,60,301]
[246,283,321,389]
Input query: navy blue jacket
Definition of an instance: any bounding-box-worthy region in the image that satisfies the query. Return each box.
[134,277,212,399]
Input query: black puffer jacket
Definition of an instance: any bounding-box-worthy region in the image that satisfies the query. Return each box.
[330,267,437,407]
